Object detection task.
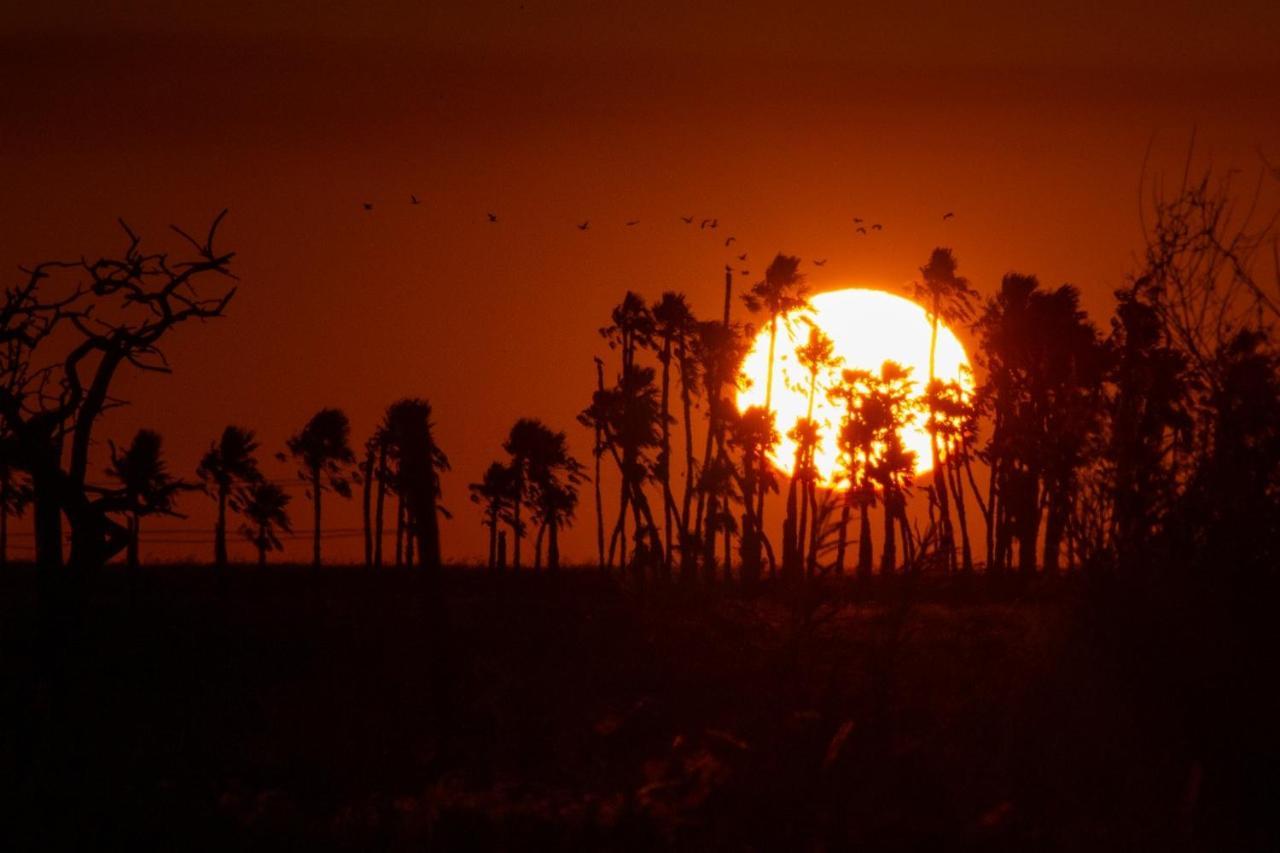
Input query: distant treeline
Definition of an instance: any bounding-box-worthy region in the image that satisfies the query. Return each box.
[2,164,1278,584]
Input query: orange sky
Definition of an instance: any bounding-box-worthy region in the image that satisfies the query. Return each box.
[2,2,1278,563]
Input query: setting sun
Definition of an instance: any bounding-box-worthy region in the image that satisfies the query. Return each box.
[737,288,972,484]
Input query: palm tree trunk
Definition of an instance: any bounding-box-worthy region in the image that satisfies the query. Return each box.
[679,339,697,578]
[395,493,405,567]
[834,492,850,575]
[880,488,897,574]
[858,498,873,578]
[753,314,779,568]
[512,471,523,570]
[312,463,322,568]
[548,519,560,570]
[128,512,139,570]
[927,304,955,571]
[404,507,416,567]
[660,334,674,570]
[257,529,267,569]
[215,487,228,568]
[534,521,545,571]
[361,447,374,567]
[594,359,606,570]
[487,512,497,570]
[374,446,387,568]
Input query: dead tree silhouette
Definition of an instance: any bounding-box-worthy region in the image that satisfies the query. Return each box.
[0,211,235,571]
[0,433,31,569]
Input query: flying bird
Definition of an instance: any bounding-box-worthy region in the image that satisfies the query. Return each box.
[362,203,373,211]
[856,226,867,234]
[871,223,883,231]
[737,253,748,261]
[681,215,694,224]
[725,236,736,246]
[740,269,751,277]
[487,212,498,222]
[626,220,640,226]
[853,217,863,224]
[700,218,712,229]
[942,211,955,220]
[578,220,590,231]
[411,194,421,205]
[814,258,827,266]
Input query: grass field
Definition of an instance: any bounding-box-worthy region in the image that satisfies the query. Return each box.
[1,565,1274,850]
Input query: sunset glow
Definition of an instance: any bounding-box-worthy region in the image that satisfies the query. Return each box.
[737,288,971,484]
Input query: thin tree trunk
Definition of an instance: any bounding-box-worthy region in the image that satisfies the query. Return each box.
[395,493,405,567]
[374,445,387,568]
[534,521,545,571]
[594,358,606,570]
[927,303,955,572]
[404,507,415,567]
[880,488,897,574]
[361,447,374,567]
[834,493,851,575]
[548,519,560,570]
[215,487,228,568]
[678,337,697,579]
[127,513,139,570]
[660,334,674,571]
[312,463,322,568]
[946,452,973,572]
[858,499,873,578]
[512,470,523,569]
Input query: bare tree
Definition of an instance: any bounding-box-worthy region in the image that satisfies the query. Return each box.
[0,211,236,570]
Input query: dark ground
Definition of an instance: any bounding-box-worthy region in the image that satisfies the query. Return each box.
[1,565,1275,851]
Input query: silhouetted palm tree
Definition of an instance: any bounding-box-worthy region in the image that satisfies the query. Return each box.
[381,399,450,571]
[829,368,878,577]
[728,405,780,584]
[237,481,292,568]
[651,291,698,572]
[106,429,189,570]
[861,362,918,573]
[741,253,810,575]
[974,275,1105,573]
[197,426,263,569]
[532,478,581,571]
[691,317,752,580]
[470,461,518,570]
[912,248,978,571]
[285,408,356,568]
[504,418,585,571]
[783,323,841,580]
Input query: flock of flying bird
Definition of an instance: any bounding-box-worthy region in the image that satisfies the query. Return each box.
[360,195,957,276]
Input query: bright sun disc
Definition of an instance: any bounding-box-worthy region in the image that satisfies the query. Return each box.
[737,288,972,484]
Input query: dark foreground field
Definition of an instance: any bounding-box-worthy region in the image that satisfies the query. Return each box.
[1,566,1276,851]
